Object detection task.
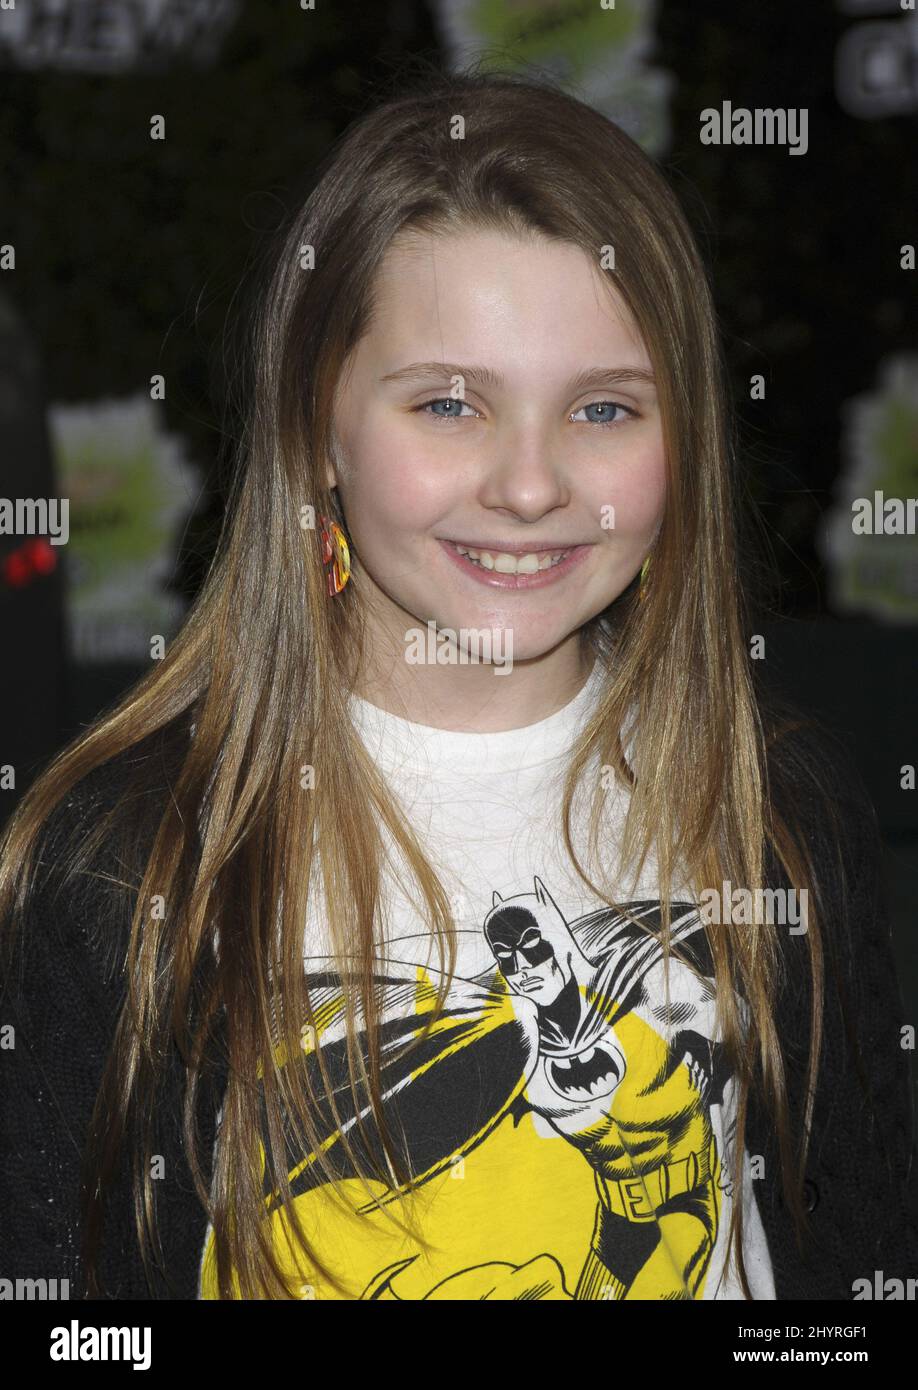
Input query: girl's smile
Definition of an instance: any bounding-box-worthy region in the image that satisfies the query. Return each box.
[438,537,595,589]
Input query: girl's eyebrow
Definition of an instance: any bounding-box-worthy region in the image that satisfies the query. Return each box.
[380,361,656,392]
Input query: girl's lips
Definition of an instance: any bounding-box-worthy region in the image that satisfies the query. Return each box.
[438,539,592,589]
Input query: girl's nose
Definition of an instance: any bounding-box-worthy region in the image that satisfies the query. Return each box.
[479,436,571,519]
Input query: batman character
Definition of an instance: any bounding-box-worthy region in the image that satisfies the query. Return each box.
[254,877,743,1300]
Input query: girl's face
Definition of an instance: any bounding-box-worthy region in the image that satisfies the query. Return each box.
[328,227,666,668]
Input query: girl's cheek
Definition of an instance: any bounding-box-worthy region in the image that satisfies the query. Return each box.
[595,473,666,536]
[349,459,445,537]
[375,448,459,514]
[343,441,403,505]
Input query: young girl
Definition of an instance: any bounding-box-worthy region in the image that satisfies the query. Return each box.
[1,68,914,1303]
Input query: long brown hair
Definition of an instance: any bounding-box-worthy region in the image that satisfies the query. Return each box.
[1,64,841,1300]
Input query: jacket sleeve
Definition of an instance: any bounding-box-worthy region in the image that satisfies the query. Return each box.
[0,761,221,1299]
[0,784,121,1294]
[748,732,918,1299]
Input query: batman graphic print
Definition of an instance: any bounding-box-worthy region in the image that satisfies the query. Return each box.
[199,875,773,1300]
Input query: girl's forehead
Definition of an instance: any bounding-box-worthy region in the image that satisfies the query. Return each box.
[364,231,648,362]
[378,223,598,275]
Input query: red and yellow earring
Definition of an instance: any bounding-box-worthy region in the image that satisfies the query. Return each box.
[638,553,651,603]
[319,513,351,595]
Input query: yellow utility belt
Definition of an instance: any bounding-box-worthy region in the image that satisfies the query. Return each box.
[597,1136,718,1223]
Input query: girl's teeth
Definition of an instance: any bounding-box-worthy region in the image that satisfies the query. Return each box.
[454,545,570,574]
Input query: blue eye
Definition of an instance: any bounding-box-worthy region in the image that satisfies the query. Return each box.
[416,397,479,421]
[571,401,635,427]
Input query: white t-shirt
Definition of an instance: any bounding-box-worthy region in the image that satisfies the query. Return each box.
[198,660,775,1301]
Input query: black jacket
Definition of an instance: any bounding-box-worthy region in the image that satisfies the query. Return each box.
[2,721,916,1299]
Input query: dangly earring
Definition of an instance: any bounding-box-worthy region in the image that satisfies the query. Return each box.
[638,553,651,603]
[319,513,351,595]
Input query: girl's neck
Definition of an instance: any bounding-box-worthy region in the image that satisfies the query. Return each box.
[352,640,598,735]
